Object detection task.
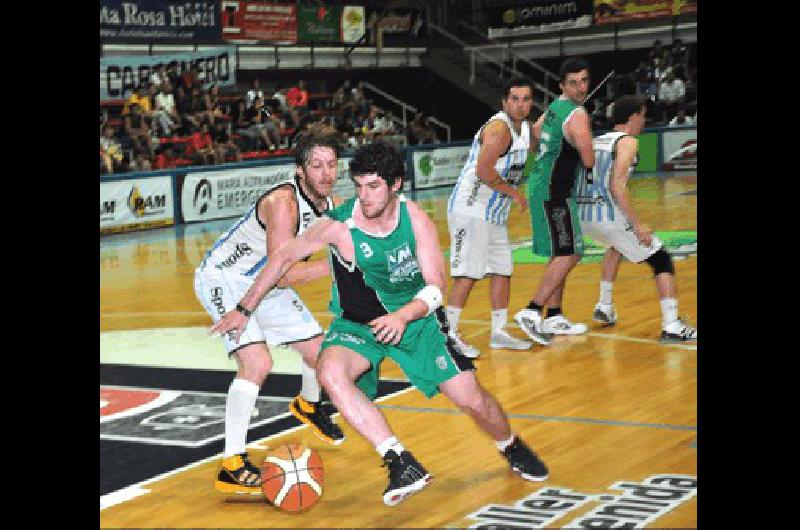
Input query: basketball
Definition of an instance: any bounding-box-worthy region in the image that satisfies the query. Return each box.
[260,443,324,513]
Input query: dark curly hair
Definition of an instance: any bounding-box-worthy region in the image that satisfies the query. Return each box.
[349,141,406,188]
[294,131,341,169]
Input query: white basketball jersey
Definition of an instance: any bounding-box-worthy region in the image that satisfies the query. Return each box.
[448,111,530,225]
[199,178,333,276]
[575,131,639,225]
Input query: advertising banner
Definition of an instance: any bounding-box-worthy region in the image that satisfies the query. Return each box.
[412,145,471,190]
[181,165,296,223]
[661,127,697,170]
[488,0,593,38]
[221,1,297,43]
[100,176,175,233]
[594,0,696,25]
[99,0,220,41]
[100,46,236,101]
[298,5,341,43]
[341,6,366,43]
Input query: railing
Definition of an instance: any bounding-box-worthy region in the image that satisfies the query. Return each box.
[428,22,558,110]
[359,81,451,143]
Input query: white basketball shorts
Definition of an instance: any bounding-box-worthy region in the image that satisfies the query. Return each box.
[194,267,323,355]
[582,220,663,263]
[447,211,513,279]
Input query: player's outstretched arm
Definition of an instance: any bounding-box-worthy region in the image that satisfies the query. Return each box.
[369,200,446,345]
[210,218,345,342]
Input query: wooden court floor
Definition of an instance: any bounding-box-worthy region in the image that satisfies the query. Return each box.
[100,173,697,528]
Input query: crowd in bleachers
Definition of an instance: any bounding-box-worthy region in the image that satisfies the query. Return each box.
[100,68,442,176]
[590,39,696,130]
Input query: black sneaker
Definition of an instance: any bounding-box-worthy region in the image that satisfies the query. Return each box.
[289,395,346,446]
[215,453,262,495]
[502,437,549,481]
[382,449,433,506]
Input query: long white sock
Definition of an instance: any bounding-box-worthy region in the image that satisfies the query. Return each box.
[376,436,405,457]
[495,433,516,452]
[599,281,614,305]
[491,309,508,334]
[445,306,462,333]
[224,378,260,457]
[660,298,678,328]
[300,359,321,403]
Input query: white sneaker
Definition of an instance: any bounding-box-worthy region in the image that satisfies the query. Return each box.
[513,309,553,346]
[490,329,533,350]
[660,318,697,343]
[592,303,617,326]
[542,315,588,335]
[449,332,481,358]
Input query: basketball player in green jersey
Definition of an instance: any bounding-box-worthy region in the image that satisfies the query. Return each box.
[211,142,549,506]
[514,57,596,344]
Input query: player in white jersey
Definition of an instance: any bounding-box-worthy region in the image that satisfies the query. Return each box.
[194,132,346,495]
[445,77,536,358]
[575,95,696,343]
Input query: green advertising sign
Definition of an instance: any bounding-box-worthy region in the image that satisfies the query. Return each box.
[635,131,658,172]
[298,5,341,43]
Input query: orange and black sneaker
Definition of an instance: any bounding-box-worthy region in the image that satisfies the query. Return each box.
[289,395,346,446]
[215,453,262,495]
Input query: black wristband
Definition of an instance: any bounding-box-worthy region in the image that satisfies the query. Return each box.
[235,303,253,317]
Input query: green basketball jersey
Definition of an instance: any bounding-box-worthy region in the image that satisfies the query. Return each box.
[325,195,426,322]
[529,96,585,201]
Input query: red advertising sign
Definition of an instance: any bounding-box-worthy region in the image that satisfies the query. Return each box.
[221,1,297,43]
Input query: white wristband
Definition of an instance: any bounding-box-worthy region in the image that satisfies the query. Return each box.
[413,285,442,316]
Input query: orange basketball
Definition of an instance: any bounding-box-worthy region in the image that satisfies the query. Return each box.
[260,443,324,513]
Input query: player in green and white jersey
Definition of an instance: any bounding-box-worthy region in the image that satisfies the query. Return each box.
[211,142,550,507]
[515,57,597,344]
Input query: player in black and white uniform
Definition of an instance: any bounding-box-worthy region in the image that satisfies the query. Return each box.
[194,132,345,495]
[575,96,696,343]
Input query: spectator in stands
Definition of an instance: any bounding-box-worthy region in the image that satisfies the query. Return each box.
[154,80,180,136]
[272,84,288,113]
[166,63,180,94]
[670,39,690,80]
[130,150,152,172]
[205,84,226,124]
[153,146,179,170]
[179,64,199,93]
[100,124,126,175]
[658,69,685,123]
[212,125,242,164]
[648,40,664,65]
[175,85,200,133]
[633,60,657,99]
[590,99,607,130]
[149,82,177,136]
[189,123,216,165]
[668,108,694,127]
[150,65,167,90]
[286,80,310,127]
[246,79,264,110]
[245,96,281,151]
[190,85,215,127]
[123,103,155,158]
[122,84,151,116]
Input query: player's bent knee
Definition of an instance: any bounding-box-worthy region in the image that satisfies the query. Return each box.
[644,248,674,276]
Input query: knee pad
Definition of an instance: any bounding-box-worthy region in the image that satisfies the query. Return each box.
[644,248,674,276]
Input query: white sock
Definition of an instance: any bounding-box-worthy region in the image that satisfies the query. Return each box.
[495,433,516,452]
[599,281,614,305]
[224,378,260,457]
[376,436,405,457]
[445,306,462,333]
[491,309,507,334]
[300,359,321,403]
[660,298,678,328]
